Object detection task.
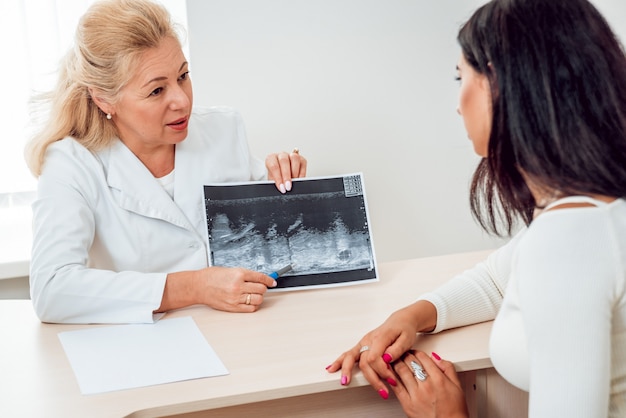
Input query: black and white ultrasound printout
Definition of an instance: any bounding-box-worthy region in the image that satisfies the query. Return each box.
[203,173,378,291]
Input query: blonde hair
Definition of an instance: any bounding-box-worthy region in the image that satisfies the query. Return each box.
[25,0,182,176]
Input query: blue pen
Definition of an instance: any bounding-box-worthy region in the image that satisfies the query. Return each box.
[269,264,293,279]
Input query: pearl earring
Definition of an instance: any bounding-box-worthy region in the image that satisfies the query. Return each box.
[106,113,112,120]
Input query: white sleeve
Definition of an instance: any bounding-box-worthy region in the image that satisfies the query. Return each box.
[418,230,524,333]
[516,212,614,417]
[30,143,166,324]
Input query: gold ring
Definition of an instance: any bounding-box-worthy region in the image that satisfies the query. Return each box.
[245,293,251,305]
[292,147,299,154]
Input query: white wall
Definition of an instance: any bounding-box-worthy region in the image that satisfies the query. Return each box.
[185,0,626,264]
[0,277,29,300]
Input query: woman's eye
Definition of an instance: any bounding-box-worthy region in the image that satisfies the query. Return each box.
[150,87,163,96]
[454,75,462,83]
[179,71,190,82]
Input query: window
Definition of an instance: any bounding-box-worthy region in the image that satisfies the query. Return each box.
[0,0,188,277]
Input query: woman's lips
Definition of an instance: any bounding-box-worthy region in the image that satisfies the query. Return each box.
[167,117,188,131]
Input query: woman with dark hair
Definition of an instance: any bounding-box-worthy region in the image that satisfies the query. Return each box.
[328,0,626,416]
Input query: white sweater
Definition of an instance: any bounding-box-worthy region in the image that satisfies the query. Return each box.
[419,197,626,417]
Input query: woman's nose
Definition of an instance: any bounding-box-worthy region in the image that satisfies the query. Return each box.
[169,86,191,109]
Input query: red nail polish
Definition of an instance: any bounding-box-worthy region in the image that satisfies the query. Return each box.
[341,375,348,385]
[382,353,393,363]
[431,351,442,361]
[386,377,397,387]
[378,388,389,400]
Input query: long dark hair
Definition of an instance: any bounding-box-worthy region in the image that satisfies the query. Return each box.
[459,0,626,236]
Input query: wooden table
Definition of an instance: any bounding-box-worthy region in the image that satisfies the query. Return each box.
[0,250,527,417]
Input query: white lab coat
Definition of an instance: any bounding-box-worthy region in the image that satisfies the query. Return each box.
[30,106,267,324]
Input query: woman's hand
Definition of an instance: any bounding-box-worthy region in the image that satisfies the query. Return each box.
[325,301,437,398]
[157,266,277,314]
[265,148,307,194]
[390,350,469,418]
[195,266,277,312]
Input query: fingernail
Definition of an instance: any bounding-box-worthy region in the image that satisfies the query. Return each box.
[341,375,348,386]
[279,184,286,194]
[386,377,397,387]
[325,364,332,370]
[285,180,292,191]
[271,280,277,287]
[431,351,442,361]
[378,388,389,400]
[382,353,393,363]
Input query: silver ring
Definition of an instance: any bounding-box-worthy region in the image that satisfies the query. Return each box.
[245,293,251,305]
[292,147,300,154]
[359,345,370,354]
[410,361,427,381]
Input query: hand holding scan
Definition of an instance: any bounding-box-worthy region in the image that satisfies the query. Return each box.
[265,148,307,194]
[196,266,277,312]
[158,266,277,315]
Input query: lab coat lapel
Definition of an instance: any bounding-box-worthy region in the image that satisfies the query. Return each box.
[173,136,209,239]
[105,140,194,231]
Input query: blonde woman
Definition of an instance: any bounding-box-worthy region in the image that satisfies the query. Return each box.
[26,0,306,324]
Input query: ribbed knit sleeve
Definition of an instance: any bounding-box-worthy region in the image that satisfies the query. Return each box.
[418,230,525,333]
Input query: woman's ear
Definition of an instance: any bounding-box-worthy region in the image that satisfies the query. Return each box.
[89,87,113,116]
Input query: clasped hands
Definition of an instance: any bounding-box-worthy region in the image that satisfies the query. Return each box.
[326,312,469,418]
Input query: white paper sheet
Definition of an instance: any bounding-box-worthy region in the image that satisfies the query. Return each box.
[58,316,228,395]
